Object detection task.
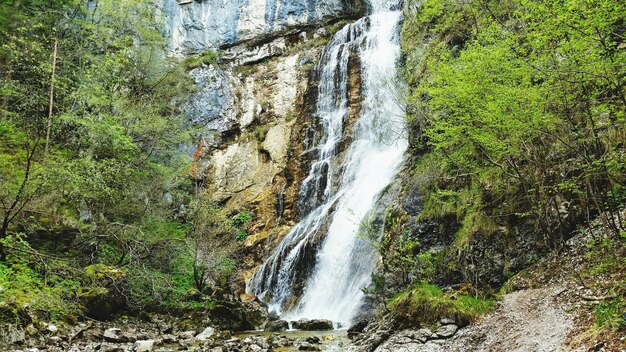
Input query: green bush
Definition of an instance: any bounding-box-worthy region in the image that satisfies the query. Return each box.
[0,261,82,323]
[595,297,626,331]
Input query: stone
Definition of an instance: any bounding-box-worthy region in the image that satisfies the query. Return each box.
[250,344,262,351]
[134,340,155,352]
[7,328,26,345]
[416,328,434,343]
[265,320,289,332]
[25,324,38,336]
[440,317,456,325]
[240,293,257,302]
[47,323,58,333]
[179,331,196,339]
[347,320,368,339]
[195,327,216,342]
[103,328,125,342]
[435,324,458,338]
[161,334,177,343]
[298,342,321,351]
[292,319,334,331]
[49,336,63,345]
[305,336,321,344]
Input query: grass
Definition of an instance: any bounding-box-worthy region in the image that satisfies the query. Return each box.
[389,283,494,328]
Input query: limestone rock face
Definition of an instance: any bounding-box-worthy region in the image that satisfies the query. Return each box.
[159,0,365,55]
[157,0,368,297]
[188,65,237,141]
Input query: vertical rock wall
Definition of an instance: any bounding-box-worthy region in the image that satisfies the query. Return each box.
[159,0,366,55]
[159,0,368,293]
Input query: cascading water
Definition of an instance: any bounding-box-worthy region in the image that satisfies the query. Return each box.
[247,0,407,327]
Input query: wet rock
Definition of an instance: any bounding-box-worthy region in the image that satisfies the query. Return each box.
[292,319,333,331]
[267,311,280,321]
[347,318,395,351]
[347,320,368,339]
[305,336,321,344]
[265,319,289,332]
[134,340,155,352]
[298,342,321,351]
[435,324,458,338]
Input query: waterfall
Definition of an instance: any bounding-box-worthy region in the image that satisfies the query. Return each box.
[247,0,407,327]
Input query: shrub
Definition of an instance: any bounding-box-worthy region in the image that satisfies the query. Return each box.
[389,283,493,328]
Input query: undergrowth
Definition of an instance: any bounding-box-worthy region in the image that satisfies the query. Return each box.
[389,282,494,328]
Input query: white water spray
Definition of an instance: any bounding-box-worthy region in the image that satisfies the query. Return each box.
[248,0,407,327]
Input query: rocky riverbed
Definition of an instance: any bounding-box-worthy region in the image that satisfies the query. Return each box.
[1,316,349,352]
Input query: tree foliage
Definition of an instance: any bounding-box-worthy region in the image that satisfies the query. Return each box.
[0,0,239,322]
[402,0,626,247]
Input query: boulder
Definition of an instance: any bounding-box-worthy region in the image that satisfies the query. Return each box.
[103,328,125,342]
[194,327,216,342]
[440,317,456,325]
[435,324,458,338]
[178,331,196,339]
[305,336,320,344]
[25,324,38,336]
[298,342,321,351]
[416,328,434,343]
[291,319,333,331]
[209,300,267,331]
[7,328,25,345]
[46,324,58,334]
[134,340,155,352]
[347,320,368,339]
[265,319,289,332]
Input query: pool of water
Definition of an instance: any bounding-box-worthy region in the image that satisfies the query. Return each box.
[235,329,351,351]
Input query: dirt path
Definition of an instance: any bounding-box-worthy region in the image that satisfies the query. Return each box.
[446,286,575,351]
[374,286,576,352]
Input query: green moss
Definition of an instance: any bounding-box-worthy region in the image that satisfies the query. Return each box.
[253,125,270,142]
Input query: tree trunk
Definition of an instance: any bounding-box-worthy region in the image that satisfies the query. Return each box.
[45,37,58,155]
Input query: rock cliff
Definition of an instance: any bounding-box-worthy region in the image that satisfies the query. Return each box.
[159,0,368,292]
[158,0,366,55]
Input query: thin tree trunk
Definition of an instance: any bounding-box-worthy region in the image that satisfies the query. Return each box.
[45,37,58,155]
